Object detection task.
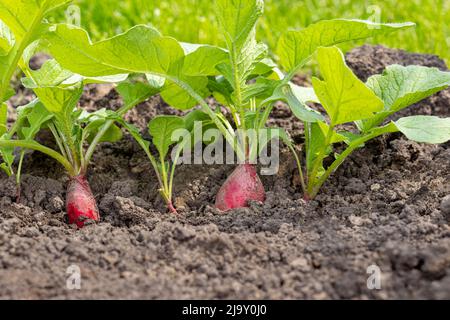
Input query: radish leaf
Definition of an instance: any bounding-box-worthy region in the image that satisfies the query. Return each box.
[215,0,263,50]
[18,101,53,140]
[149,116,186,159]
[44,24,180,76]
[116,81,160,108]
[182,45,228,76]
[0,0,72,103]
[161,76,209,110]
[360,65,450,131]
[277,19,415,73]
[312,47,384,125]
[0,0,71,40]
[395,116,450,144]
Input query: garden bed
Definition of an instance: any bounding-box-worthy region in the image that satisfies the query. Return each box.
[0,45,449,299]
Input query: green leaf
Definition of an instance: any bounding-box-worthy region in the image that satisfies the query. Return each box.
[45,24,213,111]
[277,19,415,73]
[0,162,11,176]
[15,99,36,124]
[306,122,329,174]
[78,108,120,139]
[100,124,123,143]
[215,0,264,50]
[148,116,185,159]
[183,110,211,132]
[215,0,268,105]
[45,24,183,77]
[183,110,217,147]
[146,74,165,88]
[19,101,53,140]
[208,76,233,105]
[0,102,7,136]
[22,59,73,88]
[3,87,15,101]
[116,81,160,108]
[290,83,320,104]
[280,84,324,122]
[241,80,275,103]
[312,47,383,125]
[361,65,450,131]
[32,84,83,158]
[0,101,14,172]
[83,118,123,144]
[0,0,71,40]
[161,76,209,110]
[33,84,82,114]
[264,81,324,123]
[317,122,347,144]
[367,122,399,136]
[305,121,348,175]
[395,116,450,144]
[252,58,277,76]
[182,45,228,76]
[0,20,14,55]
[22,59,129,89]
[338,131,364,146]
[0,0,72,104]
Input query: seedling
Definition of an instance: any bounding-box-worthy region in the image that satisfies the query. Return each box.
[296,46,450,199]
[115,106,190,213]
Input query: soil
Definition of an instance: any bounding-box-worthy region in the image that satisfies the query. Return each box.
[1,45,449,299]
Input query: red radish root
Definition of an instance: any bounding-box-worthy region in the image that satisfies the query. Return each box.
[66,175,99,228]
[215,163,265,211]
[167,201,177,214]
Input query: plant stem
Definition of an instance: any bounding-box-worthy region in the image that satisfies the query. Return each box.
[230,44,248,159]
[0,139,75,176]
[168,135,190,200]
[83,90,154,169]
[160,156,169,195]
[307,123,335,194]
[288,144,307,194]
[166,75,245,161]
[48,123,68,160]
[15,150,25,202]
[307,130,389,199]
[55,115,79,173]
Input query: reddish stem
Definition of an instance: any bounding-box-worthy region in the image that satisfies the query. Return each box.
[16,185,21,204]
[167,201,178,214]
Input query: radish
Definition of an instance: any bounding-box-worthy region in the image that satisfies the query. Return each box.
[66,175,99,228]
[215,163,265,211]
[7,64,157,228]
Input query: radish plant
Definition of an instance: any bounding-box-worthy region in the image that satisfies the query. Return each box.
[0,0,72,180]
[295,46,450,199]
[0,56,157,227]
[116,114,191,214]
[41,0,419,211]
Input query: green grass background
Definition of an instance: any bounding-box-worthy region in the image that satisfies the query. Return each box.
[50,0,449,64]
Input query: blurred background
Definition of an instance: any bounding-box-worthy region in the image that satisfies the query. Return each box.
[49,0,450,64]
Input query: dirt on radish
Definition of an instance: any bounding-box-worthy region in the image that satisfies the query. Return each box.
[0,46,449,299]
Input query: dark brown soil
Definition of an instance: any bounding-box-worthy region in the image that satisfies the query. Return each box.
[0,46,449,299]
